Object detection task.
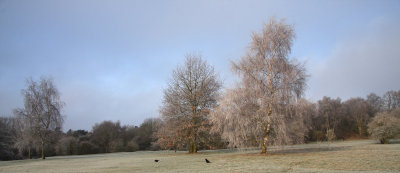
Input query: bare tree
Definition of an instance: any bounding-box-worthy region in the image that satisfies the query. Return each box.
[13,114,37,159]
[343,98,371,136]
[382,90,400,112]
[317,97,343,139]
[366,93,383,114]
[14,77,64,159]
[136,118,161,150]
[91,121,122,153]
[56,136,78,155]
[0,117,19,160]
[158,53,222,153]
[293,99,316,142]
[211,18,307,154]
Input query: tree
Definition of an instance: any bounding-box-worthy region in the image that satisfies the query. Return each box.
[295,99,317,142]
[0,117,19,160]
[56,136,78,155]
[14,77,64,159]
[368,109,400,144]
[382,90,400,112]
[366,93,383,114]
[158,53,222,153]
[91,121,122,153]
[343,98,373,137]
[211,18,307,154]
[317,97,343,139]
[14,114,37,159]
[135,118,161,150]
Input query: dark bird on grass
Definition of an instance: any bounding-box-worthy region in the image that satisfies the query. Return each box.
[205,158,211,163]
[154,160,159,162]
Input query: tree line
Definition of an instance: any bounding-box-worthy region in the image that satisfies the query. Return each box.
[0,115,161,160]
[1,18,400,160]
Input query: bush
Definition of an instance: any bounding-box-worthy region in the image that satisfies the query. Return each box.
[368,110,400,144]
[326,129,336,142]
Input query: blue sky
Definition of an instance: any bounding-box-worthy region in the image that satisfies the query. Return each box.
[1,0,399,131]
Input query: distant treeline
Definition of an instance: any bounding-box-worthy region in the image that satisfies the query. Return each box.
[0,118,160,160]
[1,89,399,160]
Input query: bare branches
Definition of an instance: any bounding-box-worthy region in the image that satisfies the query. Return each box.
[13,76,64,159]
[212,18,307,153]
[157,53,222,153]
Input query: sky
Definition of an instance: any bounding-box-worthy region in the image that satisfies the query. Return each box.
[1,0,399,131]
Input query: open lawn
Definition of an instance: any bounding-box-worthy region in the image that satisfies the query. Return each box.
[1,140,399,172]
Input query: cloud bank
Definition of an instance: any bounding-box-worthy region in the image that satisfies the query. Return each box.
[307,16,400,101]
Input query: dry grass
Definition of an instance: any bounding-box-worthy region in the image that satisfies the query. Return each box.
[1,140,399,172]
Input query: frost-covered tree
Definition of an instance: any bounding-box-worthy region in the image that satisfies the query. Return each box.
[14,77,64,159]
[211,18,307,154]
[158,54,222,153]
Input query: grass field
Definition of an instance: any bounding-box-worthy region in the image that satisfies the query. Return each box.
[1,140,399,172]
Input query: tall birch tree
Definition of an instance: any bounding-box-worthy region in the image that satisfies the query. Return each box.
[211,18,307,154]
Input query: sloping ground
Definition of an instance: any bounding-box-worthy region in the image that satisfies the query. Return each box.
[0,140,399,172]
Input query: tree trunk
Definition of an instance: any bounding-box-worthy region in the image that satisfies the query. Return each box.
[189,142,197,153]
[356,118,363,136]
[190,106,198,154]
[261,125,271,154]
[261,56,274,154]
[261,135,268,153]
[28,146,31,159]
[41,140,45,159]
[261,110,272,154]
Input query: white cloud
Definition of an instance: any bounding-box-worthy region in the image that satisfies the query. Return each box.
[307,16,400,101]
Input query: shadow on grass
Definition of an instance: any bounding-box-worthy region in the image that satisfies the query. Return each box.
[199,147,260,154]
[389,139,400,144]
[268,146,351,155]
[369,139,400,144]
[200,144,352,156]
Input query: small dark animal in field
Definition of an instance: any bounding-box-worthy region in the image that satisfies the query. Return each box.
[205,158,211,163]
[154,159,160,168]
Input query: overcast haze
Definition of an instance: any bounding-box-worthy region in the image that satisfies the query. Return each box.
[1,0,399,131]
